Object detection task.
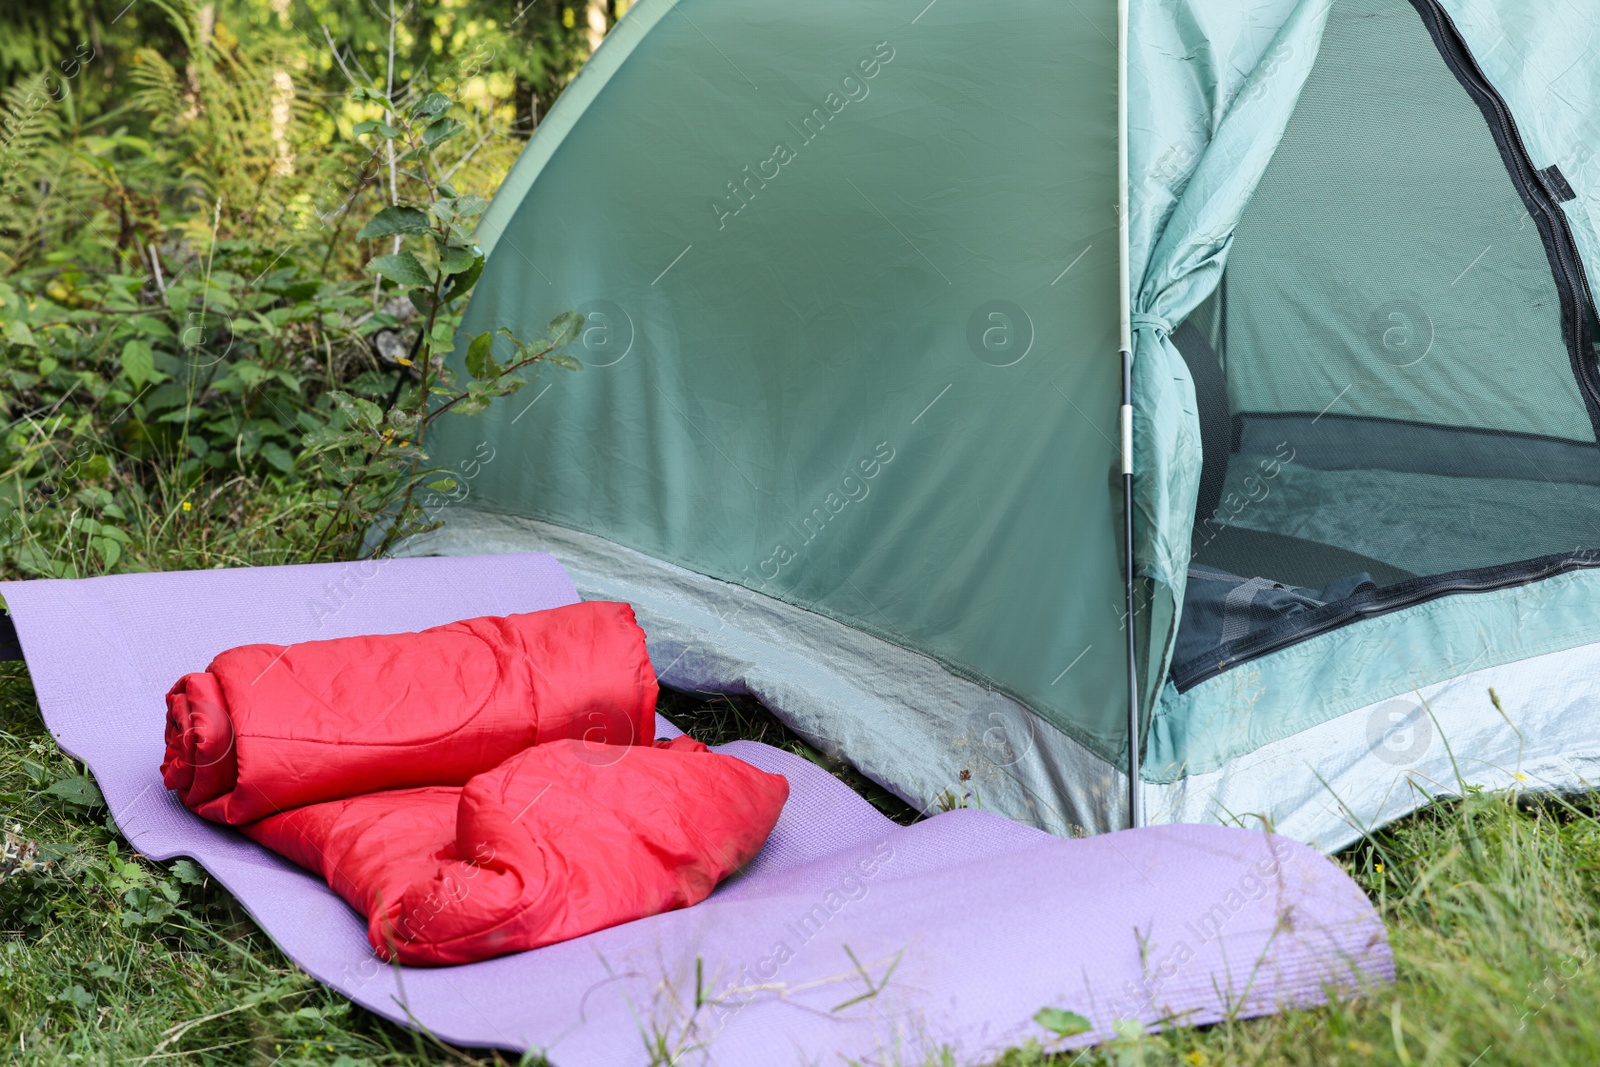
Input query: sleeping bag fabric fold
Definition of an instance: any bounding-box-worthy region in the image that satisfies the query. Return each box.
[240,735,790,965]
[161,602,657,824]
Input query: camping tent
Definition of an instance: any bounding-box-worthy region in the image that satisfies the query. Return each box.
[403,0,1600,850]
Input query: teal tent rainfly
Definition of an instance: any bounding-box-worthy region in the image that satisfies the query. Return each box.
[398,0,1600,849]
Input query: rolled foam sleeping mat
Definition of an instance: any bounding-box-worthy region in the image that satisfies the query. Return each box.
[241,734,790,966]
[160,601,658,824]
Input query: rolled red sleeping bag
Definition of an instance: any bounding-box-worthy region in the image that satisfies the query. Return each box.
[241,735,790,965]
[160,601,658,824]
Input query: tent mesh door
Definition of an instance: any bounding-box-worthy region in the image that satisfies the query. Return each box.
[1171,0,1600,690]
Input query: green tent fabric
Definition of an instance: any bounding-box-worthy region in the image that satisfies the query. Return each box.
[409,0,1600,848]
[1442,2,1600,291]
[433,0,1129,758]
[1221,2,1587,441]
[1125,0,1334,718]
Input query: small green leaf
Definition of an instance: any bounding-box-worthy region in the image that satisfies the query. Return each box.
[169,859,205,885]
[422,117,464,146]
[92,537,121,569]
[367,252,431,288]
[260,441,294,473]
[330,392,384,431]
[1111,1018,1145,1042]
[426,477,458,493]
[411,91,452,118]
[229,360,271,389]
[357,206,432,241]
[548,311,584,347]
[495,327,530,360]
[464,332,501,380]
[1034,1008,1092,1038]
[53,983,94,1008]
[408,289,438,318]
[453,194,491,219]
[44,775,105,809]
[4,317,36,348]
[437,246,476,275]
[352,119,401,138]
[442,256,485,302]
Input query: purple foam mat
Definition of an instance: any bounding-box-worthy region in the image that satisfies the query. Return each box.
[2,554,1392,1064]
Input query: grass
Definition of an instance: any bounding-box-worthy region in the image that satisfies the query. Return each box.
[4,667,1600,1065]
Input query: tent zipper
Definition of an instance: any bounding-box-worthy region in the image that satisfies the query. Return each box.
[1175,551,1600,692]
[1411,0,1600,421]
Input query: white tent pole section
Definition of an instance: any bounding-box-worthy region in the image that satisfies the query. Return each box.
[1117,0,1143,829]
[1116,0,1133,360]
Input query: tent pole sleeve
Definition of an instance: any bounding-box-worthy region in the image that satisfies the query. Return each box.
[1117,0,1142,829]
[1117,0,1132,356]
[1121,352,1142,829]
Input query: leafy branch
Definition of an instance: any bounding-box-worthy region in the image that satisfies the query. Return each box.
[302,82,581,558]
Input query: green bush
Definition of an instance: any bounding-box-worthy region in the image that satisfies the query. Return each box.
[0,0,586,580]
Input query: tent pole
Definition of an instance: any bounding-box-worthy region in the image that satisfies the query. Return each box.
[1121,353,1141,830]
[1117,0,1143,830]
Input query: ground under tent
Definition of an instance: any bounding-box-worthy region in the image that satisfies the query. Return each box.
[397,0,1600,851]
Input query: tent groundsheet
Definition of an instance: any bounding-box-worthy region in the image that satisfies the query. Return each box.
[2,554,1390,1064]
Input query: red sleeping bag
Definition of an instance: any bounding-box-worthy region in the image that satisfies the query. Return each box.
[242,735,786,965]
[161,602,660,824]
[160,602,789,965]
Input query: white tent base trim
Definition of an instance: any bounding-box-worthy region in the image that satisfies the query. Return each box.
[1159,639,1600,852]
